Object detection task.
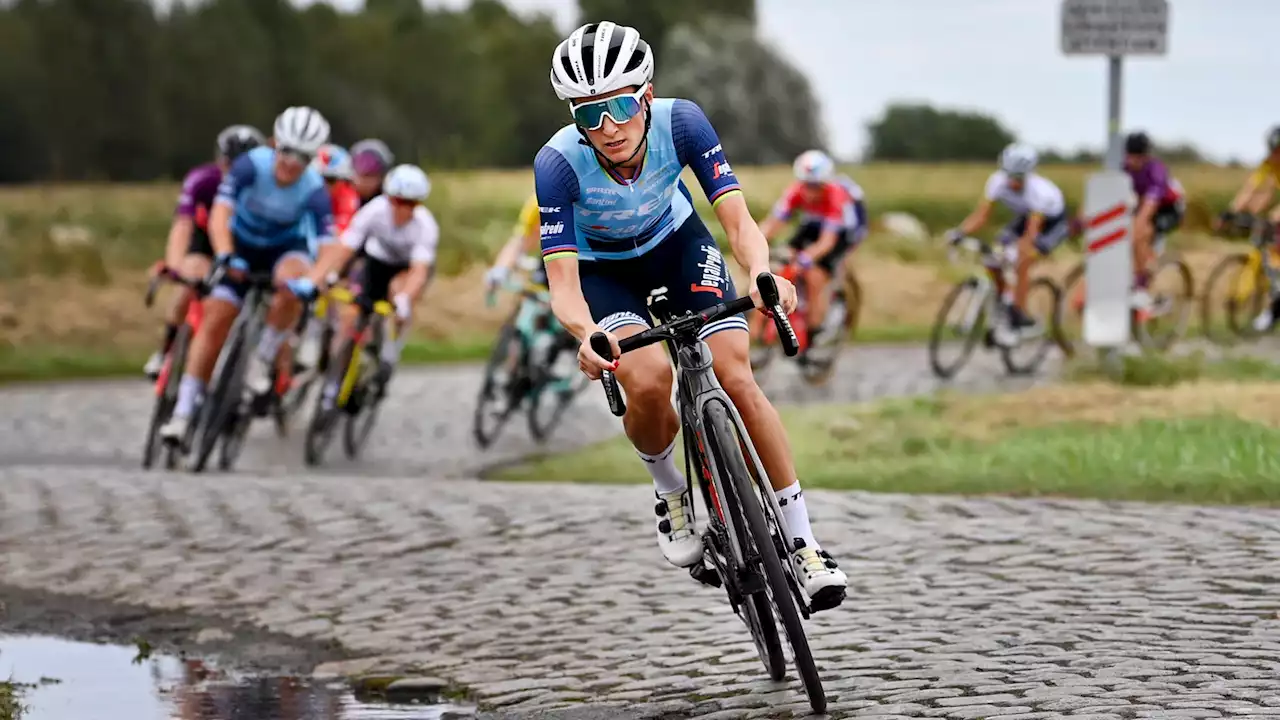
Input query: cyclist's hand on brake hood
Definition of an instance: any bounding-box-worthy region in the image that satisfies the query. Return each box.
[285,277,318,300]
[749,271,798,316]
[578,327,620,381]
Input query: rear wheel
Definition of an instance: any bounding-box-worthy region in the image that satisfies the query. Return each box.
[1000,277,1061,375]
[1055,262,1086,357]
[703,401,824,714]
[928,277,989,379]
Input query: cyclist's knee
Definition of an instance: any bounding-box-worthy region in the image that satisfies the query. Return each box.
[615,346,672,409]
[179,253,211,279]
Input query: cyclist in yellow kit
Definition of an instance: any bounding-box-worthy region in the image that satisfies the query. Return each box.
[1218,127,1280,330]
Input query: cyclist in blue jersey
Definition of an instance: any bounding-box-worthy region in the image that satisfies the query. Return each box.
[537,21,847,611]
[159,106,335,444]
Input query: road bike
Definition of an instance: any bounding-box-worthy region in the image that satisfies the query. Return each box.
[1201,214,1279,346]
[473,269,585,449]
[303,285,396,466]
[928,235,1061,379]
[1057,227,1194,357]
[749,247,861,386]
[590,273,832,714]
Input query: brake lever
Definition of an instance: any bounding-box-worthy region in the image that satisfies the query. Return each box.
[589,332,626,417]
[756,273,800,357]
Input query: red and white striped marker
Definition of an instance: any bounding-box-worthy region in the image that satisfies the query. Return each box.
[1083,172,1134,347]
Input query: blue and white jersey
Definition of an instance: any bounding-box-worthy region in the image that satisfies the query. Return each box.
[215,146,334,251]
[534,98,742,262]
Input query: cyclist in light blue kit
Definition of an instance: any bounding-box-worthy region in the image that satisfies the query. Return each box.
[535,21,847,610]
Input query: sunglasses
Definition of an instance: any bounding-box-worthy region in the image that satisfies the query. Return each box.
[569,84,648,131]
[278,147,314,165]
[388,196,418,207]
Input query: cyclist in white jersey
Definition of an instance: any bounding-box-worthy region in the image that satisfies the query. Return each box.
[946,143,1068,346]
[535,21,847,611]
[289,165,438,397]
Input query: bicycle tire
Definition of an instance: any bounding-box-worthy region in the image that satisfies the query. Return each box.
[1135,256,1194,353]
[1055,262,1085,357]
[190,321,248,473]
[473,319,522,449]
[142,324,191,470]
[703,401,825,713]
[928,277,988,380]
[343,316,382,460]
[304,334,355,467]
[799,266,860,387]
[1000,277,1061,376]
[526,336,587,443]
[1201,253,1262,346]
[218,312,268,472]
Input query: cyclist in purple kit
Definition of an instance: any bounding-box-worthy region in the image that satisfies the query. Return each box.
[1122,131,1185,321]
[535,21,847,610]
[144,125,266,378]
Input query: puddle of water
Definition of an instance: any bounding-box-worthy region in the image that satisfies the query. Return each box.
[0,635,475,720]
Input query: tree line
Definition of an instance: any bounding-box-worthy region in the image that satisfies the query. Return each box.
[0,0,1211,184]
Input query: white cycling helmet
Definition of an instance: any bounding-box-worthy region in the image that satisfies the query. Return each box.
[999,143,1038,176]
[383,164,431,202]
[793,150,835,184]
[273,106,330,155]
[550,21,654,101]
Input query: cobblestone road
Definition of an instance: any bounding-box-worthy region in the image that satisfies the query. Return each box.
[5,344,1280,718]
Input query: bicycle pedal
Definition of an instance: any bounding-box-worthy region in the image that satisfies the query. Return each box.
[688,562,722,589]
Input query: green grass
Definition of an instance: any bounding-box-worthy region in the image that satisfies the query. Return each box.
[1064,350,1280,387]
[491,376,1280,506]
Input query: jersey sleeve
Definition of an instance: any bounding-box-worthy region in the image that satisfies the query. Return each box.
[817,185,848,231]
[1143,161,1171,203]
[175,167,207,217]
[516,193,540,238]
[983,172,1004,201]
[411,210,440,265]
[304,187,335,246]
[671,99,742,208]
[533,146,580,262]
[771,182,802,221]
[216,155,256,207]
[341,199,376,250]
[332,185,359,235]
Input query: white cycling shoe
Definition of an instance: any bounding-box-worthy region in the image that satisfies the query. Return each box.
[791,539,848,612]
[244,355,273,397]
[143,351,164,378]
[654,489,703,567]
[158,415,190,444]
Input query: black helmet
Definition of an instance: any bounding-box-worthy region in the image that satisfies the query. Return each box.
[1124,131,1151,155]
[217,125,267,161]
[1267,126,1280,152]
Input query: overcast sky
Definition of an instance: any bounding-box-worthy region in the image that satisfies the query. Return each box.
[294,0,1274,163]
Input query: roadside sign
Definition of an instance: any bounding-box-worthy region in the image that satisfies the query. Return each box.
[1083,171,1134,347]
[1061,0,1169,56]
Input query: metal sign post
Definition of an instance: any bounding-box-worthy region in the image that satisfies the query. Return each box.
[1060,0,1169,363]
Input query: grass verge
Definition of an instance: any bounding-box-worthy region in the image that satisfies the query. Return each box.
[491,356,1280,506]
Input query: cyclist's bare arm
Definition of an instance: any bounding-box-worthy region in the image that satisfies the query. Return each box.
[492,229,538,272]
[163,216,195,269]
[804,226,841,262]
[1230,174,1271,214]
[401,261,431,298]
[545,257,598,342]
[1019,213,1044,248]
[716,192,772,279]
[757,214,785,243]
[208,202,235,256]
[957,198,993,236]
[308,243,355,286]
[1133,196,1159,244]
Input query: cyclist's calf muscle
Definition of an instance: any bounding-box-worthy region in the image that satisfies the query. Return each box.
[184,298,240,381]
[610,324,680,456]
[704,330,796,492]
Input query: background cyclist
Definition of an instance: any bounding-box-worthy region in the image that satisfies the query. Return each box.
[144,125,265,377]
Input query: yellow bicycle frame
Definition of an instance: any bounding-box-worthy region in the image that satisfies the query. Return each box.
[324,285,396,407]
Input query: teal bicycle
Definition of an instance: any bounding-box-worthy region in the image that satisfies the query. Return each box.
[472,268,586,449]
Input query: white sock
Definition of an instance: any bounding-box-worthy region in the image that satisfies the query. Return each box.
[639,439,685,495]
[775,481,817,552]
[256,327,289,362]
[174,375,205,419]
[379,335,404,365]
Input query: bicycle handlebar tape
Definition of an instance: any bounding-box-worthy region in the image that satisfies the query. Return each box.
[757,273,800,358]
[590,332,627,417]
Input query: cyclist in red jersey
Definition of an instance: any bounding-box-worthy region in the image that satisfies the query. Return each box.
[752,149,862,351]
[144,125,265,377]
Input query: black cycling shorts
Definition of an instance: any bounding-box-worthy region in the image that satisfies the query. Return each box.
[787,220,852,274]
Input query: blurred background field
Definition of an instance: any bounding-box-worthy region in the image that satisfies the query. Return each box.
[0,161,1250,381]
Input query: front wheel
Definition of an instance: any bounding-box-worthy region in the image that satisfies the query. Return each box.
[343,327,385,460]
[928,277,989,380]
[304,336,355,467]
[190,326,247,473]
[999,277,1061,376]
[526,340,589,444]
[1201,252,1265,346]
[473,320,522,449]
[1055,262,1086,358]
[799,265,861,387]
[1134,256,1194,353]
[703,401,825,714]
[142,325,191,469]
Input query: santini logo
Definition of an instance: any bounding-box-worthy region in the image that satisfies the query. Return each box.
[539,221,564,237]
